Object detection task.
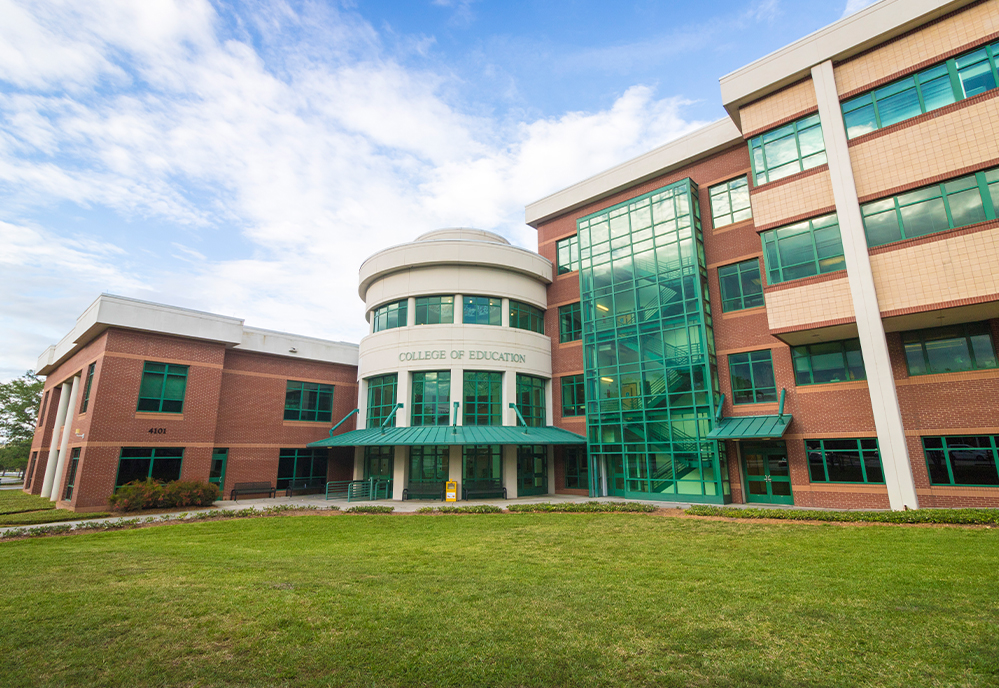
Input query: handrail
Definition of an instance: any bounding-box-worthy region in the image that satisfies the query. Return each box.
[715,393,725,421]
[777,388,786,419]
[329,409,359,437]
[508,403,529,434]
[380,403,404,434]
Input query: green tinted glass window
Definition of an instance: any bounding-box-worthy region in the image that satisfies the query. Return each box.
[411,371,451,426]
[409,446,449,483]
[760,213,845,284]
[902,322,998,376]
[749,115,827,185]
[277,448,328,490]
[728,350,777,404]
[923,435,999,486]
[137,362,188,413]
[556,235,579,274]
[63,448,81,500]
[516,374,546,427]
[366,374,398,428]
[115,447,184,487]
[463,371,501,425]
[563,446,588,489]
[709,176,752,228]
[718,259,764,312]
[462,296,502,325]
[284,380,334,422]
[509,301,545,334]
[806,439,883,483]
[792,339,866,385]
[463,445,502,481]
[414,296,454,325]
[559,302,582,343]
[561,374,585,417]
[80,362,96,413]
[372,300,408,332]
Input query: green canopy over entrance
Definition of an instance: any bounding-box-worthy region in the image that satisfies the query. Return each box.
[706,414,792,440]
[307,425,587,448]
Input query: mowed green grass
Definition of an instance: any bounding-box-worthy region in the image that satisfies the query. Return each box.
[0,490,56,514]
[2,513,998,688]
[0,489,109,525]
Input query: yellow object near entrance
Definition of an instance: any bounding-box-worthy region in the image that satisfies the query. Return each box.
[445,481,457,502]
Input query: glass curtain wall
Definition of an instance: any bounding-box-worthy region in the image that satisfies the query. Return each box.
[577,178,728,503]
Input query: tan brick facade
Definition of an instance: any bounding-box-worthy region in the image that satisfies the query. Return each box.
[763,275,856,332]
[750,168,836,230]
[741,78,818,136]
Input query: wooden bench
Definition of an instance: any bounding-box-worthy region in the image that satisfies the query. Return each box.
[402,482,445,501]
[230,482,276,500]
[462,480,506,500]
[284,478,327,497]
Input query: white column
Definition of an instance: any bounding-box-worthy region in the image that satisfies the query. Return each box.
[448,445,462,499]
[407,297,416,326]
[544,376,554,427]
[812,60,918,510]
[357,378,369,430]
[503,370,518,427]
[454,294,462,325]
[50,375,81,502]
[392,446,408,500]
[395,371,409,428]
[353,446,364,481]
[503,445,518,499]
[501,298,510,327]
[547,446,556,495]
[450,366,464,426]
[40,381,72,499]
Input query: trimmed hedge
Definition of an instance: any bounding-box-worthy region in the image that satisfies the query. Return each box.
[686,505,999,525]
[416,505,504,514]
[344,505,394,514]
[107,479,220,512]
[507,501,657,513]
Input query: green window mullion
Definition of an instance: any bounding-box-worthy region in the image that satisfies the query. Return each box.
[946,60,963,102]
[857,439,870,483]
[976,172,997,220]
[821,444,831,482]
[942,438,958,485]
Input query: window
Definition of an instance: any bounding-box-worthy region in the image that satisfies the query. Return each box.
[842,42,999,139]
[509,301,545,334]
[463,371,502,426]
[760,213,845,284]
[80,363,96,413]
[729,350,777,404]
[516,374,546,427]
[564,446,589,489]
[26,452,38,490]
[366,374,398,428]
[414,295,454,325]
[411,371,451,426]
[749,114,827,185]
[923,436,999,486]
[277,448,328,490]
[63,448,81,500]
[806,439,884,484]
[462,296,502,326]
[137,362,188,413]
[709,176,752,227]
[284,381,334,422]
[561,375,585,417]
[38,390,49,425]
[556,235,579,274]
[372,300,407,332]
[115,447,183,487]
[463,445,501,481]
[902,322,998,376]
[409,446,449,483]
[861,166,999,247]
[718,259,764,312]
[559,303,582,343]
[792,339,866,385]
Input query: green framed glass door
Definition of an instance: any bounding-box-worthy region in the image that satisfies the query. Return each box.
[742,442,793,505]
[209,449,228,497]
[517,445,548,496]
[606,455,626,496]
[364,446,394,480]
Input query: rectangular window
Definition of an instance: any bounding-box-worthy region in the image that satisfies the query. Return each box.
[556,235,579,274]
[284,380,334,422]
[411,371,451,426]
[564,446,589,489]
[463,371,502,426]
[463,445,502,481]
[749,114,827,185]
[861,166,999,247]
[509,301,545,334]
[806,439,884,484]
[923,436,999,486]
[277,448,328,490]
[372,300,408,332]
[63,448,81,500]
[792,339,866,385]
[709,176,752,228]
[516,374,546,427]
[561,375,584,417]
[559,303,582,343]
[414,295,454,325]
[409,446,449,483]
[902,322,998,376]
[718,259,764,312]
[366,374,398,428]
[842,42,999,139]
[760,213,845,284]
[80,363,96,413]
[115,447,183,487]
[462,295,502,325]
[729,350,777,404]
[137,362,188,414]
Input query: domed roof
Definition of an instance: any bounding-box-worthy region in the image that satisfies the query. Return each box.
[413,228,510,245]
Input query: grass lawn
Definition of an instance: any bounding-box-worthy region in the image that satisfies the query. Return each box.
[2,513,997,688]
[0,490,56,514]
[0,489,110,525]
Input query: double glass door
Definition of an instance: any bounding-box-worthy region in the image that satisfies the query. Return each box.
[742,442,793,505]
[517,445,548,496]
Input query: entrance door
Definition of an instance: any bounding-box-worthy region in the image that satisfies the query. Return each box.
[364,446,394,480]
[606,455,625,496]
[209,449,228,497]
[742,442,793,505]
[517,445,548,496]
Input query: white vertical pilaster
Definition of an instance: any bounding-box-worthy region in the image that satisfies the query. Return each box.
[503,370,518,427]
[392,446,408,501]
[40,381,72,499]
[453,294,462,326]
[544,376,554,426]
[407,297,416,327]
[51,375,81,502]
[353,446,364,481]
[450,366,464,426]
[503,445,518,499]
[547,446,556,495]
[449,445,463,500]
[501,298,510,327]
[395,370,410,428]
[811,60,918,510]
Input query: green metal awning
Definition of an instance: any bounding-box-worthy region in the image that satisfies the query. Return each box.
[308,425,588,448]
[706,414,792,440]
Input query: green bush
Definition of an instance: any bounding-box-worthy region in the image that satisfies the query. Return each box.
[416,505,504,514]
[344,505,394,514]
[107,479,219,512]
[685,505,999,525]
[507,501,657,513]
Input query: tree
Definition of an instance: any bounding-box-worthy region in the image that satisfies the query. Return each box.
[0,371,44,475]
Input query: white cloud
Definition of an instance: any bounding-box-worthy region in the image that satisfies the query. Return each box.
[843,0,880,17]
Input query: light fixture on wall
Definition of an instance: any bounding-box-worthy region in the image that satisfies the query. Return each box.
[289,347,298,353]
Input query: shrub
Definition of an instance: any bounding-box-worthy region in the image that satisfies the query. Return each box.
[685,505,999,525]
[344,505,394,514]
[107,479,219,512]
[508,501,657,513]
[417,505,504,514]
[160,481,219,508]
[107,479,160,512]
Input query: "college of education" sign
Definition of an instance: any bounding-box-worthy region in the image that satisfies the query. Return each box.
[398,348,527,363]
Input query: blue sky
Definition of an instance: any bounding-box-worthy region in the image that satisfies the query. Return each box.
[0,0,877,381]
